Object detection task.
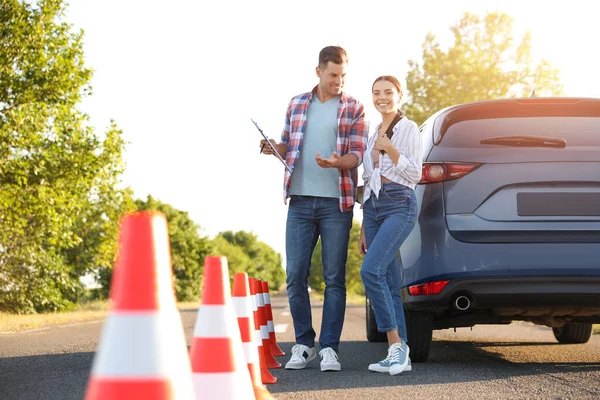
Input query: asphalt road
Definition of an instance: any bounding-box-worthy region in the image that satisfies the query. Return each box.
[1,294,600,399]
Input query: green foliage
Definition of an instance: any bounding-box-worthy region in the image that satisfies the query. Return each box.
[135,196,212,302]
[214,231,285,290]
[404,11,563,125]
[0,0,129,313]
[62,123,137,300]
[309,220,365,296]
[0,0,287,313]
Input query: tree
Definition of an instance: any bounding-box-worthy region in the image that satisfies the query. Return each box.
[308,220,364,296]
[216,231,285,290]
[404,12,563,125]
[61,123,137,300]
[135,196,212,302]
[0,0,129,313]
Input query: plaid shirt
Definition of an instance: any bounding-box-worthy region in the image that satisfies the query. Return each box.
[280,86,368,211]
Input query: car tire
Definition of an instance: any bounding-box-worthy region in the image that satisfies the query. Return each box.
[366,298,386,342]
[405,309,433,362]
[552,323,593,344]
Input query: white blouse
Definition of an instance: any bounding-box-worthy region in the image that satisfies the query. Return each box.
[362,117,423,204]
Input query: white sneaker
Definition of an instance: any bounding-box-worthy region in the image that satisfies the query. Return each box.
[285,344,316,370]
[388,341,410,376]
[368,342,410,375]
[405,357,412,372]
[319,347,341,371]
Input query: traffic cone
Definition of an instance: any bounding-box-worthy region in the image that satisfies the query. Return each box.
[253,279,281,369]
[233,273,274,400]
[85,211,194,400]
[260,280,285,357]
[249,278,277,384]
[189,256,254,400]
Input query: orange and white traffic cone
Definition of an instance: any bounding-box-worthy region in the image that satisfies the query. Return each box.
[249,278,277,384]
[260,280,285,357]
[233,273,274,400]
[85,211,194,400]
[189,256,254,400]
[253,279,281,369]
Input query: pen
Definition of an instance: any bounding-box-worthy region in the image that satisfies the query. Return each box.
[260,143,265,154]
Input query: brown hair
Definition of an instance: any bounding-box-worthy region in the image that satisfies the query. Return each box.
[318,46,348,69]
[372,75,403,97]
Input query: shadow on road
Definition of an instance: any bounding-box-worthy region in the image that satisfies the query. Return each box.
[267,340,600,393]
[4,340,598,399]
[0,352,93,400]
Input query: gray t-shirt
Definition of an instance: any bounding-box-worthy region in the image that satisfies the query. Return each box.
[289,95,340,198]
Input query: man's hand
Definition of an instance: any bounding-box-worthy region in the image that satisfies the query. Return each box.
[260,139,278,156]
[315,152,342,169]
[359,230,367,256]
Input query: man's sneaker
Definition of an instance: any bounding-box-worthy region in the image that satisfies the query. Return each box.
[405,357,412,372]
[368,342,410,374]
[284,344,316,370]
[319,347,341,371]
[388,341,410,376]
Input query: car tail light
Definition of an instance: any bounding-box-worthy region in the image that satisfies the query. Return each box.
[420,163,481,184]
[408,280,450,296]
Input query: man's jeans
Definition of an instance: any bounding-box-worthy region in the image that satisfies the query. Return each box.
[360,182,417,342]
[286,196,353,353]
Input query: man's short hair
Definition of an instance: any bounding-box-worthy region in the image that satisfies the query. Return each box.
[319,46,348,68]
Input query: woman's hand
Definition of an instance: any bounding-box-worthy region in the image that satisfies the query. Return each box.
[374,135,393,153]
[359,229,367,256]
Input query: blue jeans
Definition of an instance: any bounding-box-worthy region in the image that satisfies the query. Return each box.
[286,195,353,353]
[361,182,417,342]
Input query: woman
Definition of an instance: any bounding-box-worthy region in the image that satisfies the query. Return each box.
[359,75,422,375]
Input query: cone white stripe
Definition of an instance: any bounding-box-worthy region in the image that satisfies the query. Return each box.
[232,297,252,318]
[91,312,191,380]
[242,342,259,364]
[250,292,258,312]
[267,320,274,332]
[255,293,265,307]
[193,372,254,400]
[263,293,271,305]
[194,305,239,338]
[260,325,269,340]
[255,330,262,347]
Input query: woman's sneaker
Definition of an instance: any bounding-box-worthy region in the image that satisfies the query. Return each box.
[368,342,410,375]
[285,344,316,370]
[389,341,410,376]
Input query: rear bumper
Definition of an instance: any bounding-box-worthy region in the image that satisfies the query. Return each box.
[402,276,600,313]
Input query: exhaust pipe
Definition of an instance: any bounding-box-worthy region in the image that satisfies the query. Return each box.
[454,295,471,311]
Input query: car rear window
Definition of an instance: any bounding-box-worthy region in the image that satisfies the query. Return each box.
[438,117,600,147]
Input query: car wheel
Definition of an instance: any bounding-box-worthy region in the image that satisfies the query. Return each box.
[366,298,386,342]
[405,309,433,362]
[552,323,593,344]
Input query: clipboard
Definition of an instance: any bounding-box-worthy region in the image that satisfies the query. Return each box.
[251,118,293,174]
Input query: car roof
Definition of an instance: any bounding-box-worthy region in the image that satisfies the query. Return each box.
[431,97,600,140]
[435,96,600,115]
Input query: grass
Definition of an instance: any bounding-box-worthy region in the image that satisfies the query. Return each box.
[0,290,285,334]
[0,300,209,334]
[3,297,598,335]
[310,291,366,306]
[0,301,110,334]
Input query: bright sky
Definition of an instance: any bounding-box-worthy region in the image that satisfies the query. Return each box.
[65,0,599,261]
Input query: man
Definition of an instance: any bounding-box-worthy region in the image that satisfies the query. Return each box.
[260,45,368,372]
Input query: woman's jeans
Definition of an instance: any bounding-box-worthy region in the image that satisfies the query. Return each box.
[361,182,417,342]
[286,196,353,352]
